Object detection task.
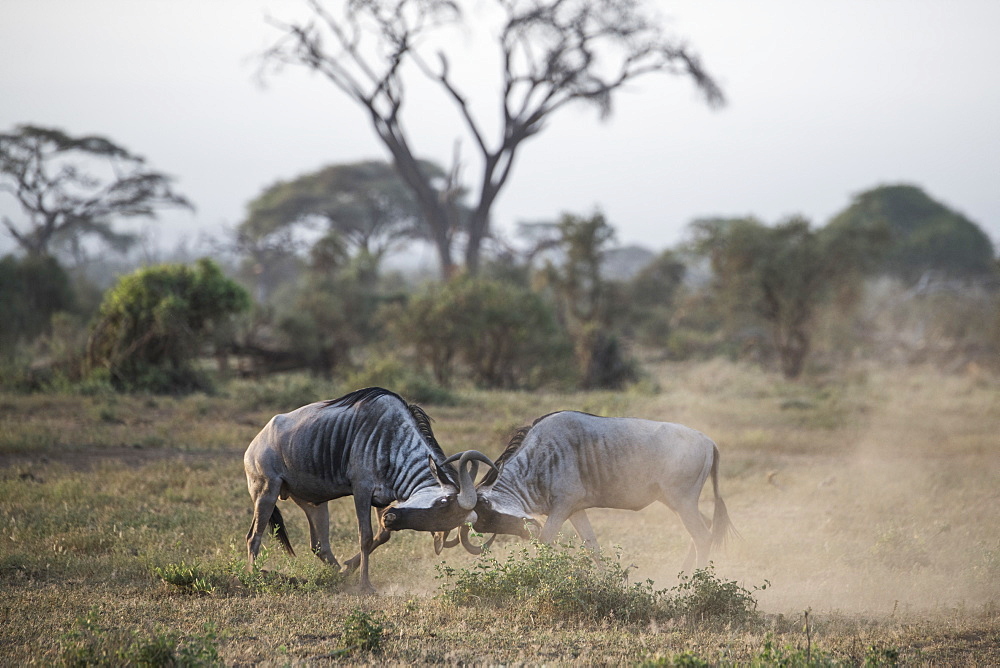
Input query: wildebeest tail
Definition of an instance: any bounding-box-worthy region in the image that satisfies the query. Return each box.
[269,506,295,556]
[710,444,741,548]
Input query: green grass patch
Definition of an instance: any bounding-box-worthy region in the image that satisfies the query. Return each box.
[58,609,221,667]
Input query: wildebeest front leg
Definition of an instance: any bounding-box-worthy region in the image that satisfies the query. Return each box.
[537,507,574,545]
[292,498,340,568]
[568,510,600,552]
[342,507,393,574]
[352,489,378,594]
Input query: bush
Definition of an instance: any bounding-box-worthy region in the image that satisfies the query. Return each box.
[437,541,765,626]
[663,564,765,625]
[339,609,385,654]
[436,540,662,623]
[86,259,250,393]
[389,277,574,389]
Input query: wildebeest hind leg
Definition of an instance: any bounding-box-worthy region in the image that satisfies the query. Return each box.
[293,498,339,568]
[673,499,712,572]
[246,477,281,570]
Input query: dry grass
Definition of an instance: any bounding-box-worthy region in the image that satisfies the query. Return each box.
[1,360,998,665]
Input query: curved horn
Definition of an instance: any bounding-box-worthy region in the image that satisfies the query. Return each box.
[433,530,461,555]
[443,450,498,478]
[458,523,497,555]
[456,456,478,510]
[447,450,498,510]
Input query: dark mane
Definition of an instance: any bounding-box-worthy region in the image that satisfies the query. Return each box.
[479,424,531,486]
[405,403,446,458]
[323,387,404,410]
[532,409,599,425]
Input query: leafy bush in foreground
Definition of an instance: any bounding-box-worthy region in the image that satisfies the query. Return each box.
[437,539,659,622]
[436,539,762,625]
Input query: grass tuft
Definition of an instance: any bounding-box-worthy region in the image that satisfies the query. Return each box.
[152,561,214,595]
[339,608,385,654]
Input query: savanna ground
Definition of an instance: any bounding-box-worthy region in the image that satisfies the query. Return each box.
[1,359,998,665]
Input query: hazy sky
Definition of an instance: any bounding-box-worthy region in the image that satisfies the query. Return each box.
[2,0,998,260]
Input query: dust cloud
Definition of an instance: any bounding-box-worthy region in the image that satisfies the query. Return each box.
[592,374,1000,618]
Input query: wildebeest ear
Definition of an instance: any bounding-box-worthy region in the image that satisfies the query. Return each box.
[428,456,453,487]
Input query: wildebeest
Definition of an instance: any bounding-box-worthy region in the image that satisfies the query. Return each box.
[243,387,495,593]
[450,410,738,571]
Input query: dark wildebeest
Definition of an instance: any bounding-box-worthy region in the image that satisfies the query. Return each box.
[244,387,495,593]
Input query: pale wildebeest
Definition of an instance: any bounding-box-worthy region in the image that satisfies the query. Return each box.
[243,387,495,593]
[447,410,738,571]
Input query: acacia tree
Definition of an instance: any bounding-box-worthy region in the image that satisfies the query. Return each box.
[240,160,435,265]
[263,0,723,277]
[826,184,996,281]
[0,125,192,258]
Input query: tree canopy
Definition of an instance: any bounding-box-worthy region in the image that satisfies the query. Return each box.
[826,184,996,281]
[0,125,192,258]
[239,160,439,263]
[263,0,722,277]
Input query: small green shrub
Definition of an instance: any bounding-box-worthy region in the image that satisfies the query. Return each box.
[223,541,346,595]
[58,609,220,667]
[339,608,385,654]
[438,542,766,626]
[665,564,765,624]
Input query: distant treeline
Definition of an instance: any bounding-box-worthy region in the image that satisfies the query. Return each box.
[2,168,997,395]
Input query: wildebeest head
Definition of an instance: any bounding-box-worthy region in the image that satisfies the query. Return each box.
[434,475,541,555]
[380,451,496,532]
[471,491,541,540]
[435,492,541,555]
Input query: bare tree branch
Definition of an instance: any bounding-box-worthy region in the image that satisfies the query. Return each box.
[261,0,722,276]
